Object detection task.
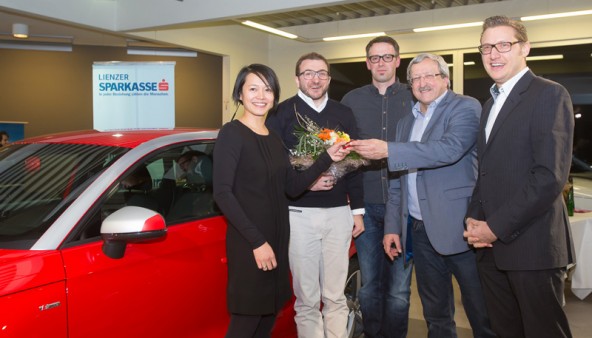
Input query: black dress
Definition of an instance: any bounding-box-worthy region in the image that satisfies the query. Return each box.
[213,120,332,315]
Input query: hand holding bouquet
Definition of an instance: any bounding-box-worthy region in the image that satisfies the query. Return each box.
[290,112,369,180]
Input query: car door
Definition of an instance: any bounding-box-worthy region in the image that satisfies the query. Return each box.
[60,142,230,337]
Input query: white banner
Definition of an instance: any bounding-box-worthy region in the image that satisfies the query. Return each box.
[93,62,175,131]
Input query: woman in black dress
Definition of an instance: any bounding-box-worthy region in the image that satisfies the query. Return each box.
[213,64,348,338]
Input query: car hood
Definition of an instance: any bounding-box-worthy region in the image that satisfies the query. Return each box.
[0,249,65,297]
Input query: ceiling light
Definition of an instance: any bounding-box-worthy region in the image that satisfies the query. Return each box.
[413,21,482,33]
[323,32,385,42]
[241,21,298,39]
[526,54,563,61]
[521,9,592,21]
[0,41,71,52]
[127,47,197,57]
[12,23,28,39]
[447,61,476,67]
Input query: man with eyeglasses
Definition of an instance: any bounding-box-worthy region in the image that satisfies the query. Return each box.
[464,15,574,337]
[340,36,414,338]
[266,52,364,338]
[350,52,495,338]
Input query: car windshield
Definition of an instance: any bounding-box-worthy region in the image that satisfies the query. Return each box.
[0,143,128,249]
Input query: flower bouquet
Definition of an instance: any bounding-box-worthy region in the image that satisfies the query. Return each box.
[290,112,369,180]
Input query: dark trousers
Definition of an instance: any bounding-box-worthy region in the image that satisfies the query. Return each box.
[225,313,277,338]
[477,248,572,338]
[354,203,413,338]
[412,218,495,338]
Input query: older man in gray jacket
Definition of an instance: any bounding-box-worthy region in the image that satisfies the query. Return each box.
[350,53,495,338]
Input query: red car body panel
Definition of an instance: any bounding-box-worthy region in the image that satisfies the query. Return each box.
[62,216,230,337]
[0,216,298,338]
[0,250,65,297]
[0,250,68,337]
[0,129,356,337]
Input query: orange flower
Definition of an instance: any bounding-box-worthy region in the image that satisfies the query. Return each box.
[317,128,333,141]
[291,111,369,180]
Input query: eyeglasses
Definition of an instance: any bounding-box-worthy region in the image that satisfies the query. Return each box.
[367,54,397,64]
[478,41,523,55]
[408,73,442,85]
[298,70,330,80]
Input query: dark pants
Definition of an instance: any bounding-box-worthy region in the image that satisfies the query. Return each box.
[354,203,413,338]
[477,248,572,338]
[412,218,495,338]
[225,313,277,338]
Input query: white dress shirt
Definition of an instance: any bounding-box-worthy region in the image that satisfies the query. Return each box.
[485,67,529,143]
[407,92,446,220]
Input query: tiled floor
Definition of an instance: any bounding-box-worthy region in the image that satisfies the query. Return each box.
[406,271,592,337]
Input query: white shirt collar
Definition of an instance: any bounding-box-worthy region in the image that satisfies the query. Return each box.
[490,67,529,99]
[298,90,328,113]
[412,90,448,119]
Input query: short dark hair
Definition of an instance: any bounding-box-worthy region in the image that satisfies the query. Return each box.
[232,64,281,111]
[295,52,330,76]
[481,15,528,43]
[365,36,400,56]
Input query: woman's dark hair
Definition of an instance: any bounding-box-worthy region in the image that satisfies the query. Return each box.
[232,63,281,111]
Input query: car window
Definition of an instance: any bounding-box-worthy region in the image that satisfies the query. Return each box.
[0,143,127,249]
[70,141,219,242]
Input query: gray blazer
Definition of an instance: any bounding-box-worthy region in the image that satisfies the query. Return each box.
[385,90,480,255]
[466,70,575,270]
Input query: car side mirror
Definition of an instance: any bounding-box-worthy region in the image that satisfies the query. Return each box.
[100,206,167,259]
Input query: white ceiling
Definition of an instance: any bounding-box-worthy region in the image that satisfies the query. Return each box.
[0,9,130,46]
[0,0,513,48]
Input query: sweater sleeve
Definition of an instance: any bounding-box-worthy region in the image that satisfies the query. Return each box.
[285,151,333,198]
[213,123,266,249]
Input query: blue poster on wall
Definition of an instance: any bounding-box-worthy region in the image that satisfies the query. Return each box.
[0,121,27,142]
[92,61,176,131]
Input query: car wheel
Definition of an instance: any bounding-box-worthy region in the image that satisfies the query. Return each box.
[345,256,363,338]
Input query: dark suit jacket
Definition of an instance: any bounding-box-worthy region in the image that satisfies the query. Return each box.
[466,70,575,270]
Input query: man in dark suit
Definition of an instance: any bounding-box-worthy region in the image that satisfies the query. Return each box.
[351,53,495,338]
[464,15,575,338]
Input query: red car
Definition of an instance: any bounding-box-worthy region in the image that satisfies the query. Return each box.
[0,129,361,337]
